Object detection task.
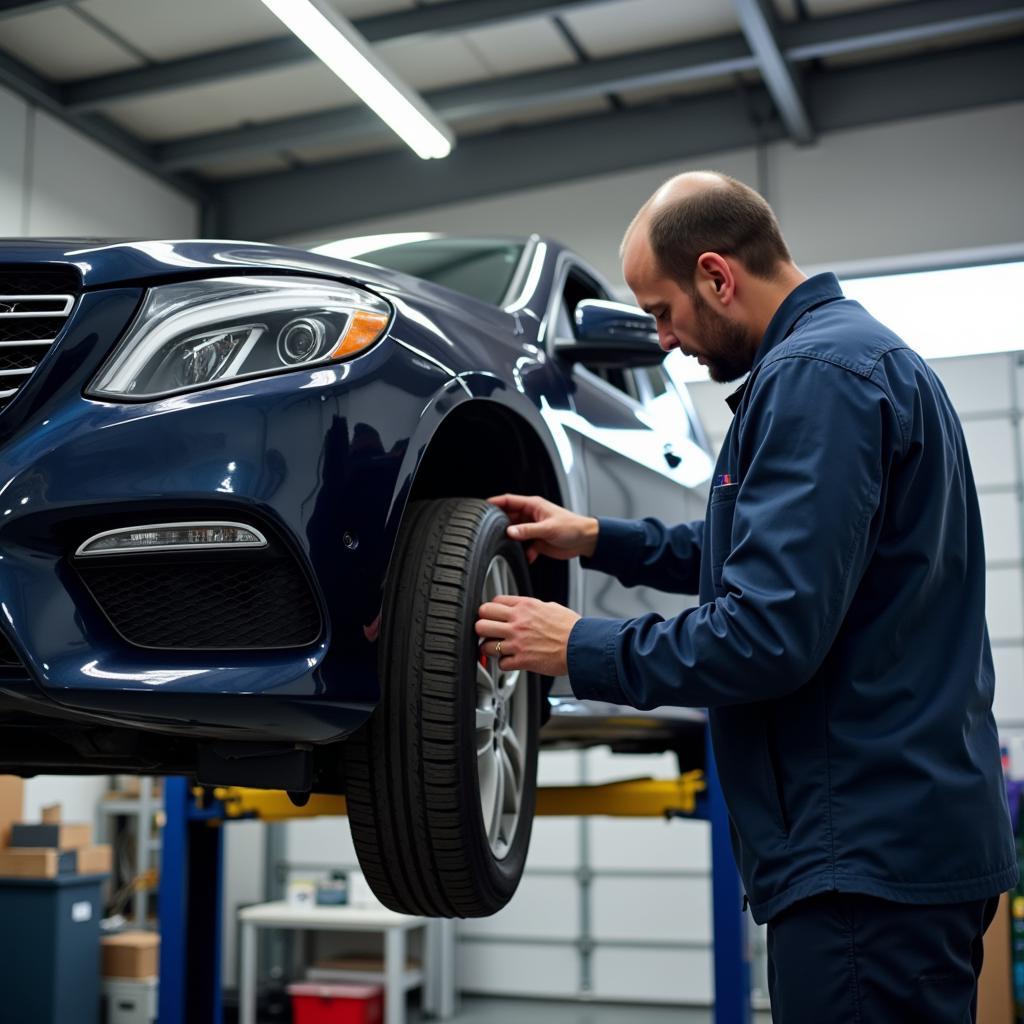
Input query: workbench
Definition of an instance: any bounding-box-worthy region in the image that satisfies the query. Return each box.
[238,901,453,1024]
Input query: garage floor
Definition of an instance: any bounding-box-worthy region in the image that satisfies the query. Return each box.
[403,997,773,1022]
[244,994,774,1022]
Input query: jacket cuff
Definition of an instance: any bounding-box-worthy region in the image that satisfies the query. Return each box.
[580,517,647,575]
[567,616,629,705]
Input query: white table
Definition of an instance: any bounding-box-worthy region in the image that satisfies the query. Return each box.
[238,901,455,1024]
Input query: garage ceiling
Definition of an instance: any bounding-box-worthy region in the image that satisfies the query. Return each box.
[1,0,1022,238]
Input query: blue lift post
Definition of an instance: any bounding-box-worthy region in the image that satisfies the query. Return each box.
[700,738,753,1024]
[158,776,225,1024]
[157,735,752,1024]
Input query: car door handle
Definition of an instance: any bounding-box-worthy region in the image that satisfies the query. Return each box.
[663,444,681,469]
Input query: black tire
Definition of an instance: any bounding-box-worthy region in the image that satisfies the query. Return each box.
[344,498,540,917]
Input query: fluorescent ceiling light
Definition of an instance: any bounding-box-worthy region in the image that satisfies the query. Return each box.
[258,0,454,160]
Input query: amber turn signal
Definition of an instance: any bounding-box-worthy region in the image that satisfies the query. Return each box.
[332,310,391,358]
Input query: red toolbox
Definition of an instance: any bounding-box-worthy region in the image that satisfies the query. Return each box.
[287,982,384,1024]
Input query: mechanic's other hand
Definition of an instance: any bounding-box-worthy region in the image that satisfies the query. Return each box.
[476,595,581,677]
[488,493,598,564]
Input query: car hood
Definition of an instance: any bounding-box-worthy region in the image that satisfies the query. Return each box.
[0,238,398,291]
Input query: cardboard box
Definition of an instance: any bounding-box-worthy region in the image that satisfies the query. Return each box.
[102,977,158,1024]
[101,932,160,979]
[0,775,24,847]
[978,891,1013,1024]
[76,844,112,875]
[0,847,76,878]
[10,822,92,850]
[108,777,163,800]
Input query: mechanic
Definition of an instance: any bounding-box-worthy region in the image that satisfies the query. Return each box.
[475,171,1017,1022]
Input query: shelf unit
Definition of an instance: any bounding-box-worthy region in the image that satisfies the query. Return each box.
[96,776,161,926]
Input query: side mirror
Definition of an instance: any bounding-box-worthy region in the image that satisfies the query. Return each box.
[556,299,665,367]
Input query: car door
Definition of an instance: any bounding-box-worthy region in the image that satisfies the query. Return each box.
[552,263,713,623]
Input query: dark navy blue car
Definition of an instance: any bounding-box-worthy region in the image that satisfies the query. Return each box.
[0,233,711,915]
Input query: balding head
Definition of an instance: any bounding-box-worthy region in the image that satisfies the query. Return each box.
[622,170,790,293]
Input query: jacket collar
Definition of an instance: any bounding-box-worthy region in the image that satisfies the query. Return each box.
[725,272,844,413]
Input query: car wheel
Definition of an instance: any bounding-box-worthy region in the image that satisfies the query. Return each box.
[344,497,539,917]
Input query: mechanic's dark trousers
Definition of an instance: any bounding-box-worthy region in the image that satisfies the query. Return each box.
[766,891,1000,1023]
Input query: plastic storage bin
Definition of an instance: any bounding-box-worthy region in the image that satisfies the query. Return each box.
[287,982,383,1024]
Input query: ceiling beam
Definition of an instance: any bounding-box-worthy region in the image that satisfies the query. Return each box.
[0,47,211,203]
[784,0,1024,59]
[0,0,71,17]
[356,0,599,39]
[62,0,602,112]
[155,0,1024,171]
[156,36,757,170]
[211,37,1024,241]
[61,0,1024,116]
[733,0,814,143]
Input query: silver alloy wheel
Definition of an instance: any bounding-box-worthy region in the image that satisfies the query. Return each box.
[475,554,529,860]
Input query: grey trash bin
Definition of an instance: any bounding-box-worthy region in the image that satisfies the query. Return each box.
[0,872,106,1024]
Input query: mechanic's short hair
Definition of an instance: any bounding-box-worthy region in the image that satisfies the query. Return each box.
[644,172,792,290]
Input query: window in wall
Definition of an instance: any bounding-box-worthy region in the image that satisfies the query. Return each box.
[841,260,1024,360]
[668,259,1024,382]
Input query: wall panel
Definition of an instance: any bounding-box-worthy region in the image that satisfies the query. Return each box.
[0,88,28,235]
[591,947,713,1004]
[458,942,580,998]
[28,109,197,236]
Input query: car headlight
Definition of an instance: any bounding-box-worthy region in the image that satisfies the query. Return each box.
[88,275,392,400]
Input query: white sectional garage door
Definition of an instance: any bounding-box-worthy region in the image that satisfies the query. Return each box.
[931,352,1024,730]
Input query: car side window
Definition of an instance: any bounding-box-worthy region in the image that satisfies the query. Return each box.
[559,267,642,403]
[635,361,699,443]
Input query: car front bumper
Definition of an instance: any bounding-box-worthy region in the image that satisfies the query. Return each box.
[0,290,453,744]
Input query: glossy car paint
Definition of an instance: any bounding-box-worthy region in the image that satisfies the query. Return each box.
[0,236,712,765]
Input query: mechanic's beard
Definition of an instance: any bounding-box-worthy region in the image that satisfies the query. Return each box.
[692,291,757,384]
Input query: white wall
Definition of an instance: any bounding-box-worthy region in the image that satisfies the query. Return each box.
[285,100,1024,290]
[0,83,198,824]
[0,84,198,238]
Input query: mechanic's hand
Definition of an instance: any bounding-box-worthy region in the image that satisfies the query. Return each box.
[488,493,599,564]
[476,595,581,677]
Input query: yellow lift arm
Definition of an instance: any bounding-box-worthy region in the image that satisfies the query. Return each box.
[211,770,705,822]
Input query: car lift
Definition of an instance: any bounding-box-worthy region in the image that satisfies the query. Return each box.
[157,739,751,1024]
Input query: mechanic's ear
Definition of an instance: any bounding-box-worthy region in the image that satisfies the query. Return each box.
[696,252,733,304]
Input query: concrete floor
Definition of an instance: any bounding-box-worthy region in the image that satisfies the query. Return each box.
[405,997,773,1023]
[243,994,774,1023]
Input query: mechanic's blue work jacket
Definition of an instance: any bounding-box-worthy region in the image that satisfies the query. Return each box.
[568,273,1018,923]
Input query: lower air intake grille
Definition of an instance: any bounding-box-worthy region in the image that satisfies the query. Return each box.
[78,556,322,650]
[0,264,80,414]
[0,630,25,670]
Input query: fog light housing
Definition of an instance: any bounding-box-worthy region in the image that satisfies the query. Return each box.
[76,522,268,557]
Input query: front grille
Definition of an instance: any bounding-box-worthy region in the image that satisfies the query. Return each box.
[77,555,322,650]
[0,266,80,414]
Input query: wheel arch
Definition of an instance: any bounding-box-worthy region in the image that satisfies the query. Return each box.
[406,395,570,609]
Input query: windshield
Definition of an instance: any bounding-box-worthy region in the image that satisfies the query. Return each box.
[319,236,525,306]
